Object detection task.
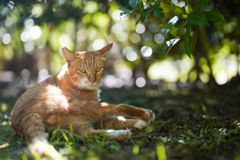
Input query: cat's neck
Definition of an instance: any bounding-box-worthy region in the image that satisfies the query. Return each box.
[56,64,98,100]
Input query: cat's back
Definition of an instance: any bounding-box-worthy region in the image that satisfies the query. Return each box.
[11,76,66,132]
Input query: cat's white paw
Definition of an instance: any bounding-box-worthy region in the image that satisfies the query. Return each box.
[134,120,148,129]
[29,139,62,159]
[142,109,155,123]
[107,130,132,141]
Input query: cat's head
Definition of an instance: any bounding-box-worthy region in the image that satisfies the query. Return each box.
[62,43,113,90]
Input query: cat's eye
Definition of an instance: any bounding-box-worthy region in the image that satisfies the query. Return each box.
[78,69,86,73]
[95,67,102,72]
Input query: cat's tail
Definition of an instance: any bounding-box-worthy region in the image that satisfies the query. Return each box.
[21,113,61,159]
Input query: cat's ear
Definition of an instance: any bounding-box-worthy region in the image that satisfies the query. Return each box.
[62,47,76,64]
[96,43,113,57]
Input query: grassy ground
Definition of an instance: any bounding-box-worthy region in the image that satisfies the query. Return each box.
[1,82,240,160]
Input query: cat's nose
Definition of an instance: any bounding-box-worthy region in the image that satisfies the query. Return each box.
[88,77,96,84]
[89,79,95,84]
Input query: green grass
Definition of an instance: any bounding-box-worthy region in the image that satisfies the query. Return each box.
[1,85,240,160]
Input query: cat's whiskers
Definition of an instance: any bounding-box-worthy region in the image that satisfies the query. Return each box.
[106,88,116,98]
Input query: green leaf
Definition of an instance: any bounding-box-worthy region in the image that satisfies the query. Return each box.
[162,42,168,54]
[147,0,155,2]
[192,27,198,52]
[131,10,141,14]
[170,26,178,37]
[69,122,73,133]
[135,0,139,10]
[140,8,150,23]
[134,18,141,30]
[205,10,226,21]
[188,11,209,26]
[153,7,164,17]
[139,2,144,11]
[162,38,180,55]
[61,130,69,142]
[119,8,132,12]
[50,122,62,142]
[156,143,167,160]
[195,0,211,10]
[188,130,198,139]
[159,24,167,28]
[184,23,191,58]
[162,3,184,15]
[120,11,131,18]
[185,0,193,6]
[155,0,161,8]
[129,0,142,9]
[129,0,137,9]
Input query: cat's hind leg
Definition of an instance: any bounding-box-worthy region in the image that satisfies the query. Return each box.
[72,122,132,141]
[21,113,61,159]
[82,129,132,141]
[94,117,148,129]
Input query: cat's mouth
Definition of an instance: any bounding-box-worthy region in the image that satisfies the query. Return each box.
[88,83,98,90]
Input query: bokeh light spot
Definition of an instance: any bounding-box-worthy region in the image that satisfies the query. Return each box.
[2,33,11,44]
[136,77,146,88]
[84,1,98,13]
[5,18,12,27]
[30,26,41,39]
[216,72,228,85]
[21,69,30,80]
[130,33,140,43]
[126,51,138,61]
[122,46,133,56]
[141,46,152,59]
[142,31,152,41]
[92,39,107,50]
[104,75,116,88]
[136,24,145,34]
[117,68,132,79]
[24,41,34,54]
[116,31,128,42]
[24,19,34,29]
[20,31,30,42]
[32,5,42,17]
[148,23,159,33]
[38,69,50,83]
[154,33,164,44]
[111,23,123,34]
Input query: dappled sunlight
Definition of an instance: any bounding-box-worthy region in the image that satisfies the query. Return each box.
[0,143,9,149]
[117,116,126,121]
[211,44,239,85]
[148,59,179,82]
[101,102,109,107]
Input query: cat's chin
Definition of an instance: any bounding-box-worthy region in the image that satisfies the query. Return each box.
[74,83,98,91]
[85,84,98,90]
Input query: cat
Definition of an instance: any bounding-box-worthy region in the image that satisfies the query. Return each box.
[11,43,155,158]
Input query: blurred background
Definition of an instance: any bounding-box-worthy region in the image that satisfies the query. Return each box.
[0,0,239,115]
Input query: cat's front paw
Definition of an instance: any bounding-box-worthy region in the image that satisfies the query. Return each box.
[117,130,132,141]
[107,130,132,141]
[142,109,155,123]
[29,139,62,159]
[134,120,148,129]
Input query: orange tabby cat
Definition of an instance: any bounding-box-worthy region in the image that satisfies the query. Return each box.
[11,44,155,158]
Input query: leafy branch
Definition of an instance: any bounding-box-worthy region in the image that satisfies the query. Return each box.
[120,0,226,58]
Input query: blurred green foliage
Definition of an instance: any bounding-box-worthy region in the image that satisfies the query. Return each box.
[0,0,239,88]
